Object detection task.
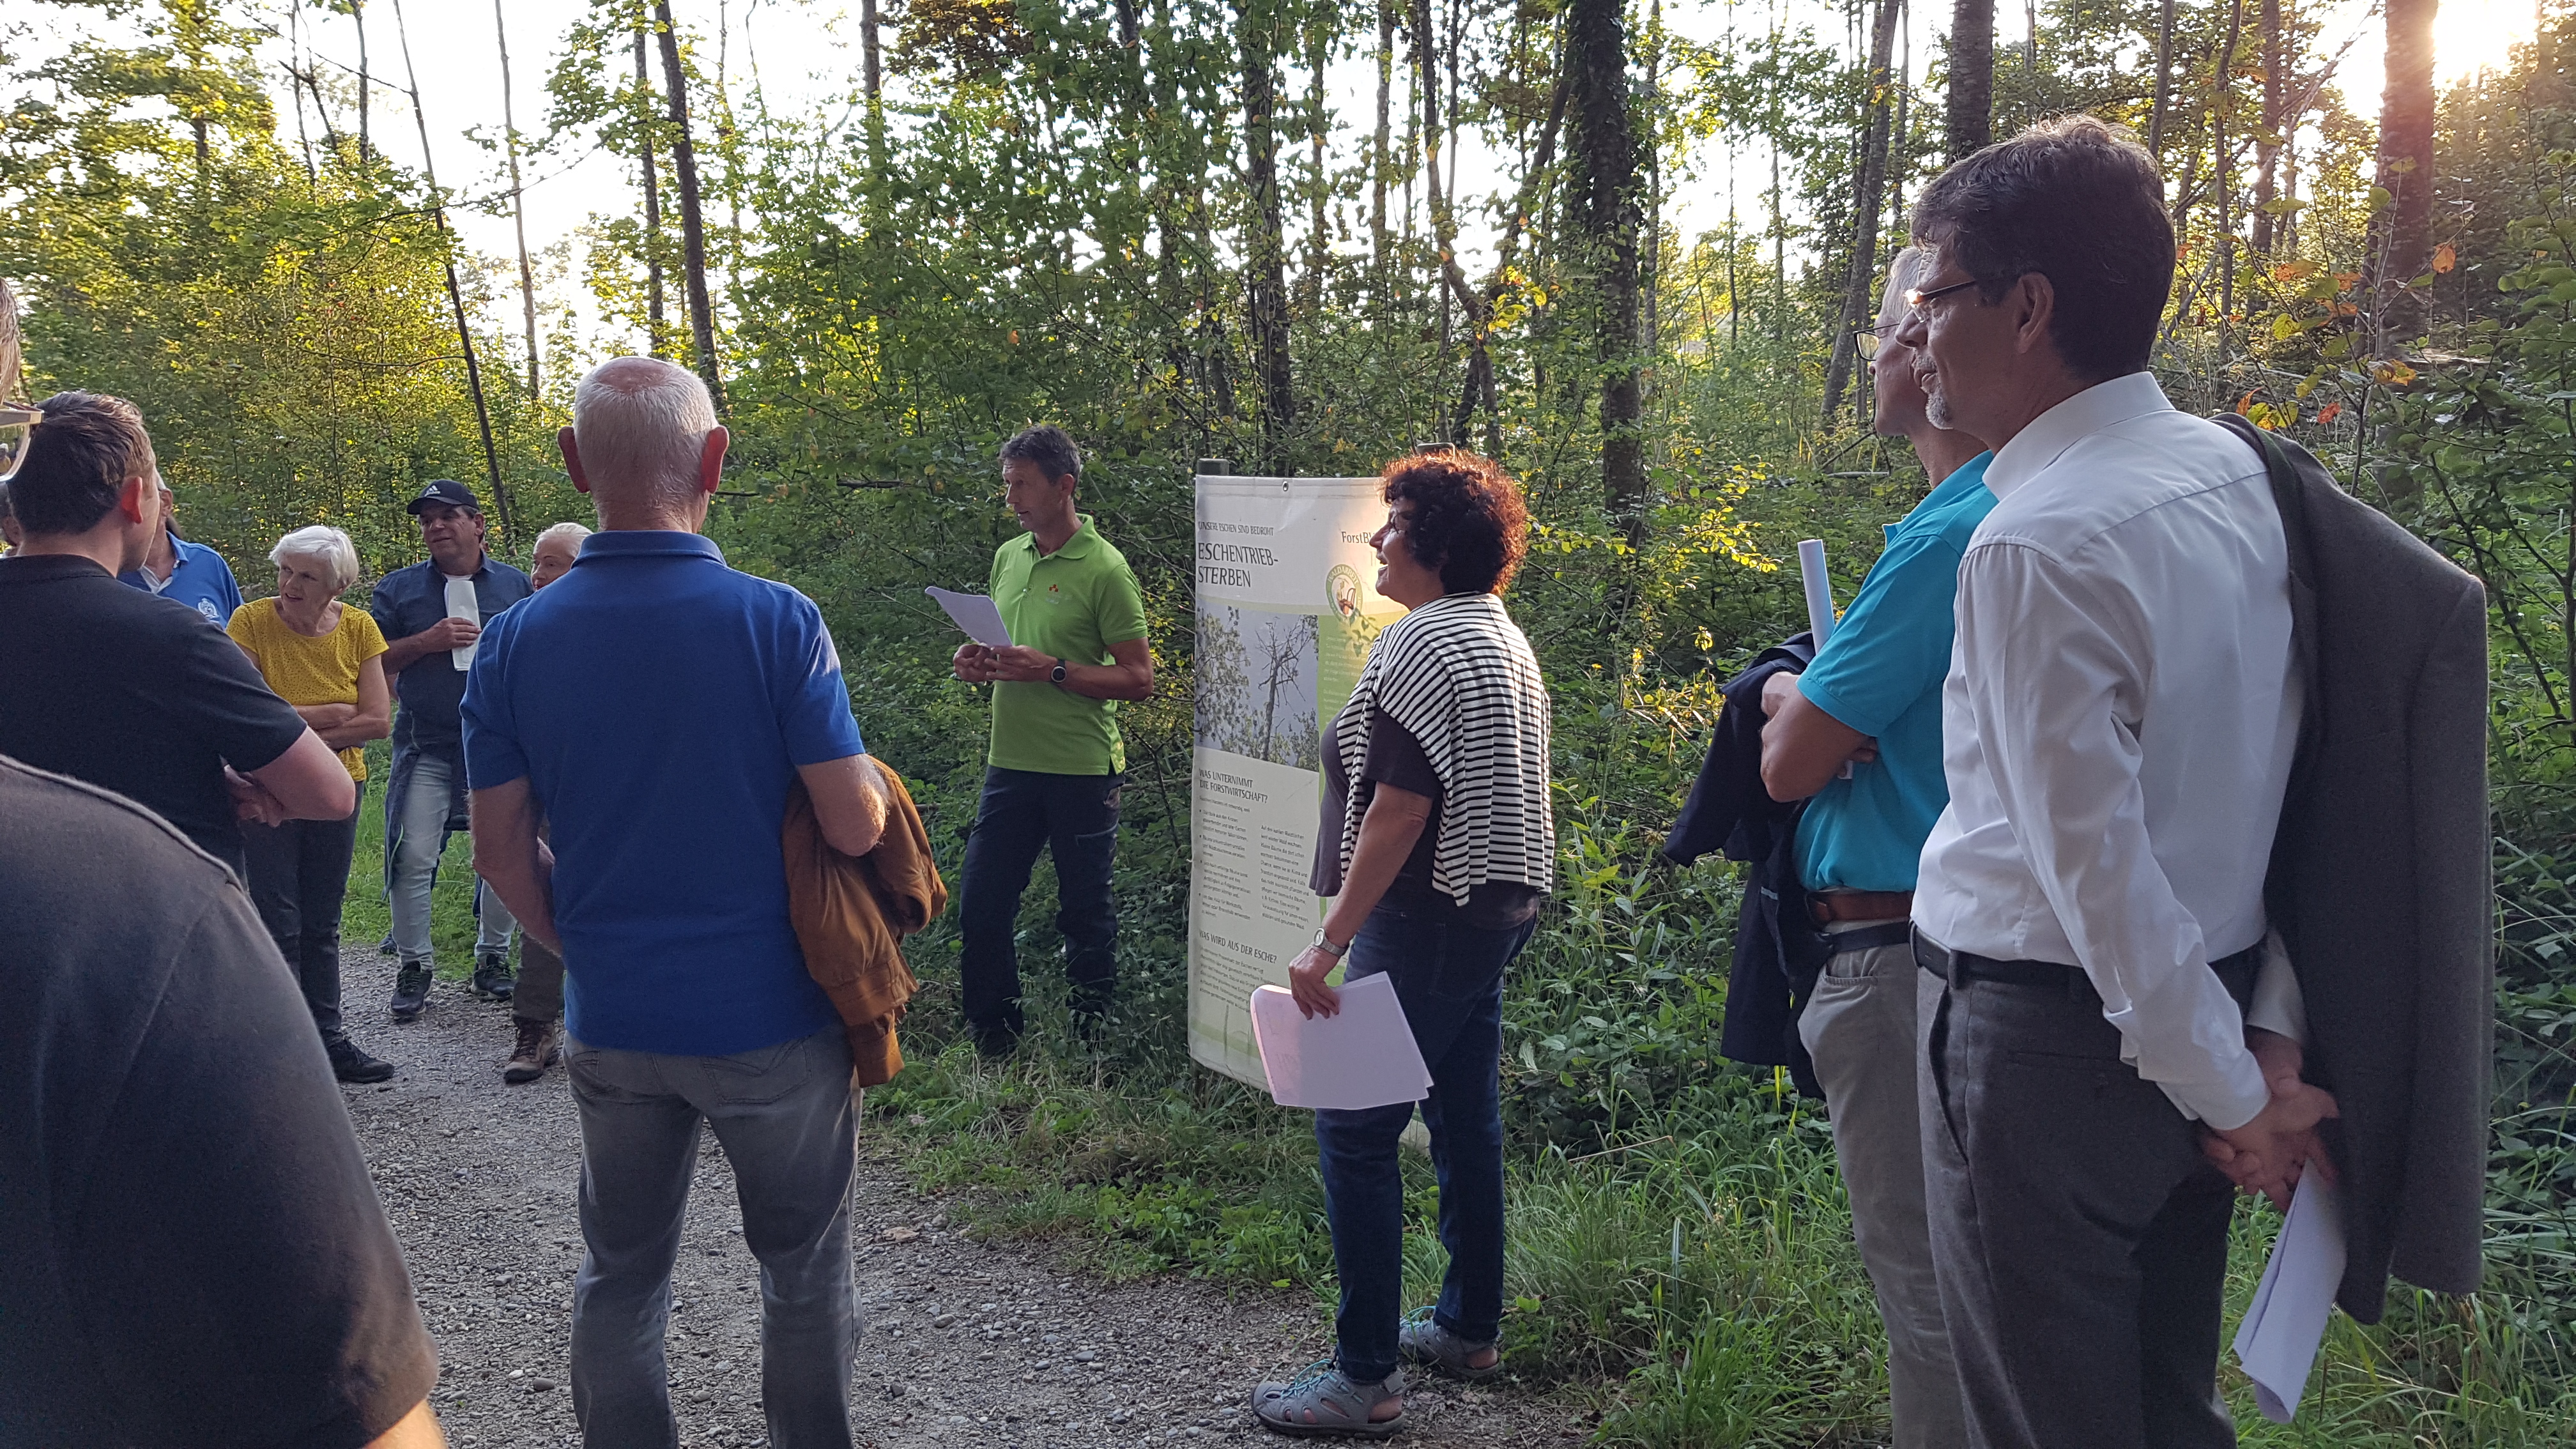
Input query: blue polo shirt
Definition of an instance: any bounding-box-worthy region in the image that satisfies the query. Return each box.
[372,555,533,760]
[1793,454,1996,893]
[119,536,243,628]
[459,531,866,1057]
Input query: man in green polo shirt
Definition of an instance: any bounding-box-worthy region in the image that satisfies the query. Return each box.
[951,425,1153,1055]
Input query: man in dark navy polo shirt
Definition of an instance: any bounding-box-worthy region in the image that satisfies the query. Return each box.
[371,478,533,1019]
[465,356,889,1448]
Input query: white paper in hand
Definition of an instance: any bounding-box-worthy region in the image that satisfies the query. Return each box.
[1249,975,1432,1110]
[443,576,480,671]
[2231,1170,2347,1423]
[925,587,1013,648]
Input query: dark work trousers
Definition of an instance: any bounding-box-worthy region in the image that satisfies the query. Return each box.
[1314,900,1535,1384]
[956,767,1123,1041]
[516,817,565,1028]
[240,781,366,1046]
[1916,946,2241,1449]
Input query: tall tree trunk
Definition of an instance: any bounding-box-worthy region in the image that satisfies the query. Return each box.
[1567,0,1644,539]
[390,0,512,543]
[2216,0,2243,338]
[1825,0,1905,425]
[654,1,727,410]
[354,0,372,165]
[1240,0,1295,470]
[2149,0,2177,161]
[862,0,882,96]
[636,25,667,355]
[1945,0,1993,159]
[2250,0,2284,253]
[1413,0,1451,356]
[1372,0,1393,302]
[494,0,542,398]
[2371,0,2438,344]
[1305,10,1330,317]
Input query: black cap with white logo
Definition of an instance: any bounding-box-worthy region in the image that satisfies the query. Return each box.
[404,479,483,516]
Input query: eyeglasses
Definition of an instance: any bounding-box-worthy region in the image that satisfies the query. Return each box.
[1855,324,1887,359]
[1903,276,1985,312]
[0,406,38,484]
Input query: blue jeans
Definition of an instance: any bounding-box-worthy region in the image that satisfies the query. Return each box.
[956,767,1122,1039]
[1314,898,1536,1383]
[384,747,516,965]
[565,1026,859,1449]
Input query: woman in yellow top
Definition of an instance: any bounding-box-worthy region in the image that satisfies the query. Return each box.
[229,525,397,1084]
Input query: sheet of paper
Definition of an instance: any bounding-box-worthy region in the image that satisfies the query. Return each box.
[2231,1170,2347,1423]
[443,575,480,672]
[1249,974,1432,1111]
[924,586,1013,648]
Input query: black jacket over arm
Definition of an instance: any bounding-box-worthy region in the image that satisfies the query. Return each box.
[2220,415,2491,1322]
[1664,636,1829,1098]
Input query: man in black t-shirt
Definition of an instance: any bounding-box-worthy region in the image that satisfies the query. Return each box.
[0,756,443,1446]
[0,392,353,875]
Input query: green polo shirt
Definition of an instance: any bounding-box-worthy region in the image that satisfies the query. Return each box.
[986,515,1149,775]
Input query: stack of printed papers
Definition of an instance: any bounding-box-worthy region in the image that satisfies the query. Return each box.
[2232,1170,2348,1423]
[1249,975,1432,1110]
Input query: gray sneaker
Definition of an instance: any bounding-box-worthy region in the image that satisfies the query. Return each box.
[1398,1307,1503,1381]
[390,962,433,1020]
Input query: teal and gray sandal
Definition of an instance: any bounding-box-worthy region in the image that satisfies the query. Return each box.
[1252,1357,1407,1439]
[1398,1307,1503,1382]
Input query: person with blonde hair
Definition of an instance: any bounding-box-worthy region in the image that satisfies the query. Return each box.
[231,524,398,1082]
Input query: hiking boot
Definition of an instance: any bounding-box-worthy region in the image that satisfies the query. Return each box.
[471,951,516,1002]
[390,962,433,1020]
[969,1021,1020,1061]
[504,1020,560,1084]
[328,1036,397,1084]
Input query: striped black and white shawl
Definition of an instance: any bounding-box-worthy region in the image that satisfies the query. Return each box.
[1330,592,1554,905]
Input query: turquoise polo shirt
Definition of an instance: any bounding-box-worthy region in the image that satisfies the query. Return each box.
[460,531,866,1057]
[1793,454,1996,893]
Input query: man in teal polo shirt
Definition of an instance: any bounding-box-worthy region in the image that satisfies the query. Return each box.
[950,424,1152,1056]
[1758,249,1991,1449]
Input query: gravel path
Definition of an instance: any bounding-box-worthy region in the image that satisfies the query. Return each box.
[336,947,1588,1449]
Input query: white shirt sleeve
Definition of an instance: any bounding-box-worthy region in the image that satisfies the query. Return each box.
[1951,541,2273,1130]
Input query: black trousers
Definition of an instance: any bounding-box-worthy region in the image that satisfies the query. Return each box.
[241,782,365,1045]
[1917,942,2240,1449]
[956,767,1121,1039]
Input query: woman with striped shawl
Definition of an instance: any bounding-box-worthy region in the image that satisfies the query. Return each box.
[1255,450,1554,1439]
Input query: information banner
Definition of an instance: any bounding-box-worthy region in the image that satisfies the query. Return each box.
[1188,473,1400,1087]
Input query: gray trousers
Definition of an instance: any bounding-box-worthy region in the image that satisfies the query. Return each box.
[1800,937,1968,1449]
[567,1026,859,1449]
[1917,952,2238,1449]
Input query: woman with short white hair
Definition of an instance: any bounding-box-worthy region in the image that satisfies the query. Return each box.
[529,519,590,589]
[229,524,398,1082]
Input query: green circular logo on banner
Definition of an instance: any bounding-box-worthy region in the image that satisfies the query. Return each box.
[1327,564,1363,622]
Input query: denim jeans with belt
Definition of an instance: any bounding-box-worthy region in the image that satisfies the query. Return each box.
[565,1025,859,1449]
[955,766,1122,1039]
[1314,896,1537,1384]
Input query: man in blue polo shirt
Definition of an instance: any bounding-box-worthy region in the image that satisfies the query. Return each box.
[372,479,533,1018]
[1758,249,1992,1449]
[465,356,888,1446]
[117,485,243,627]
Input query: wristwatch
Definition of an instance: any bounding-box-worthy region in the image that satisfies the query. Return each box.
[1049,657,1069,685]
[1310,928,1351,959]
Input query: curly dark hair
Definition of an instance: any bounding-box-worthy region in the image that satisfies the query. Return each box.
[1381,448,1530,596]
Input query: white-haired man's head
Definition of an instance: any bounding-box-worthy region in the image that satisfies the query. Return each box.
[562,357,725,525]
[530,519,592,589]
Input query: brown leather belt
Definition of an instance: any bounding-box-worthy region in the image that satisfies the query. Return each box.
[1810,890,1913,926]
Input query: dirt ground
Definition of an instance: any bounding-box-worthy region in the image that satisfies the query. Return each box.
[337,947,1591,1448]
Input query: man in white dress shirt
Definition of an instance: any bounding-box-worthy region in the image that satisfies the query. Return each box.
[1892,116,2340,1449]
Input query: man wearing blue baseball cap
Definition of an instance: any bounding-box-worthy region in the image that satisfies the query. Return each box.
[370,479,533,1021]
